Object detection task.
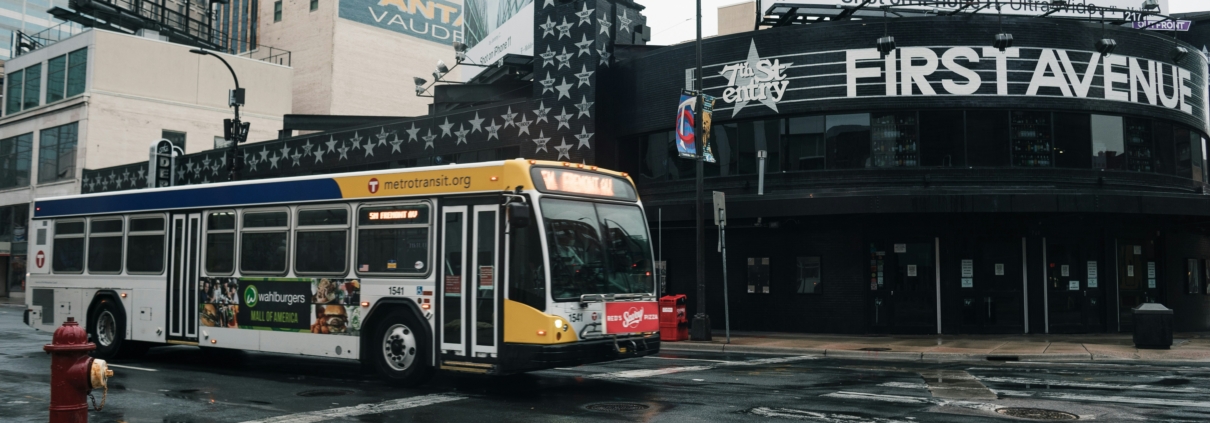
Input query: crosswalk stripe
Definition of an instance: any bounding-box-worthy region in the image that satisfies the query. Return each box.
[977,376,1201,393]
[239,394,465,423]
[996,390,1210,408]
[748,407,913,422]
[586,355,817,380]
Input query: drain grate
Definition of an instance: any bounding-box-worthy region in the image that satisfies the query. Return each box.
[859,347,892,352]
[996,407,1078,420]
[585,402,651,413]
[296,389,356,397]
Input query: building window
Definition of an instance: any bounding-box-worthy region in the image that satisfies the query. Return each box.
[274,0,282,22]
[1188,258,1201,295]
[825,113,871,169]
[0,133,32,189]
[1011,111,1053,167]
[66,48,87,97]
[310,0,318,11]
[22,63,40,111]
[919,111,965,167]
[1091,114,1125,170]
[966,110,1010,167]
[46,55,67,103]
[5,69,22,114]
[1053,113,1092,169]
[784,116,825,171]
[162,130,186,151]
[38,123,78,184]
[214,136,230,149]
[796,256,821,294]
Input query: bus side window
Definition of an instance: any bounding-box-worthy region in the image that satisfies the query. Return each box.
[205,212,235,275]
[508,206,546,311]
[128,216,166,274]
[241,210,289,275]
[52,220,85,273]
[295,208,349,275]
[87,218,123,274]
[356,204,430,276]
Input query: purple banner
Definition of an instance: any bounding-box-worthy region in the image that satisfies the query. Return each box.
[1133,20,1191,31]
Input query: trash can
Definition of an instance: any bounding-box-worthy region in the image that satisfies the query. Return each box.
[659,294,688,342]
[1133,303,1173,349]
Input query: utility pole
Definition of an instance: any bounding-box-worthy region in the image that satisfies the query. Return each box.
[690,0,711,341]
[190,48,248,181]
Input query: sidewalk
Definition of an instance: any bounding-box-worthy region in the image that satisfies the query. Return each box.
[0,296,24,308]
[660,331,1210,362]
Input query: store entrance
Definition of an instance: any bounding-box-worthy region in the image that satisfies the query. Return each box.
[1046,240,1105,333]
[1118,241,1159,332]
[958,238,1025,334]
[869,241,935,334]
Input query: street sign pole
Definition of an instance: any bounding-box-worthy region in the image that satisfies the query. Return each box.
[690,0,711,341]
[714,191,730,344]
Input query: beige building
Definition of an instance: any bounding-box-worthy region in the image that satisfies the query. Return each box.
[0,28,293,297]
[718,0,757,36]
[257,0,461,117]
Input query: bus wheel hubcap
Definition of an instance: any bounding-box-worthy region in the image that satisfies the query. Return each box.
[97,311,116,347]
[383,324,416,371]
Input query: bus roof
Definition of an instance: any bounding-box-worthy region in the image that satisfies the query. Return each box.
[34,159,631,219]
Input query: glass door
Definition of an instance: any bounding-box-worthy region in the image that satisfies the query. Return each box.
[470,205,498,357]
[439,203,501,359]
[869,241,935,334]
[1118,241,1158,332]
[1046,241,1104,333]
[439,206,467,356]
[960,238,1024,334]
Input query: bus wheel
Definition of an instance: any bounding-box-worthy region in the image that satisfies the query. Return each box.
[371,309,433,387]
[88,298,145,360]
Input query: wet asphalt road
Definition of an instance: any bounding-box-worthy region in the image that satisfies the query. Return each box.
[4,310,1210,423]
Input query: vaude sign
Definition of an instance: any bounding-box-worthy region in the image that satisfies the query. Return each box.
[705,41,1206,120]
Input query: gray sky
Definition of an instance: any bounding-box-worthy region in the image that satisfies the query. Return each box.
[638,0,1210,46]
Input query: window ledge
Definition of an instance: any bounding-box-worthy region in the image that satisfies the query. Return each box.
[35,179,78,189]
[0,95,87,124]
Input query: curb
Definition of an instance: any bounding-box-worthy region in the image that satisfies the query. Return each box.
[825,349,923,361]
[658,343,1151,363]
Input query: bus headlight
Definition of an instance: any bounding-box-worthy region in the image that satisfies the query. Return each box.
[554,319,564,329]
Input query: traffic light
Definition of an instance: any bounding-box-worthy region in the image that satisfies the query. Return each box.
[223,118,234,142]
[223,119,252,143]
[237,121,251,143]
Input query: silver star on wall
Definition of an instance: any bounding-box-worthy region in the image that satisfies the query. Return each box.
[556,17,573,39]
[555,77,573,100]
[575,65,594,87]
[618,10,633,33]
[422,129,437,149]
[390,134,404,153]
[375,127,393,146]
[576,3,594,26]
[533,130,551,153]
[338,145,350,160]
[364,137,376,157]
[501,107,518,129]
[540,73,556,94]
[291,152,302,166]
[349,132,363,150]
[555,107,573,130]
[326,135,339,152]
[300,140,313,156]
[543,0,555,8]
[269,154,282,169]
[575,34,594,57]
[455,124,470,145]
[468,112,485,133]
[405,123,420,142]
[540,47,557,67]
[599,47,612,67]
[533,101,551,124]
[556,48,573,70]
[517,115,533,136]
[576,95,594,118]
[279,144,292,162]
[575,126,594,149]
[599,12,612,35]
[554,138,573,160]
[486,119,502,141]
[439,117,455,138]
[540,16,557,38]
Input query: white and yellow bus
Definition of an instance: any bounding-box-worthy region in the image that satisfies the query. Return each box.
[23,159,660,386]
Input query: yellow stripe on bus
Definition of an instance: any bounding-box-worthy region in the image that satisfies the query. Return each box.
[333,161,535,199]
[503,299,578,345]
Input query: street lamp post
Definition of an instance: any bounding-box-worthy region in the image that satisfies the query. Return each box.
[690,0,711,341]
[190,48,247,181]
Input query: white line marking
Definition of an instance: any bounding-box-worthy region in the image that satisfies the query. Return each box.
[998,390,1210,408]
[645,356,732,363]
[823,391,1000,412]
[878,382,929,390]
[587,356,818,380]
[106,364,158,372]
[239,394,465,423]
[749,407,913,422]
[977,376,1200,393]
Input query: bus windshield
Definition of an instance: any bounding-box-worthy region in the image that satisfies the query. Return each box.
[541,198,654,300]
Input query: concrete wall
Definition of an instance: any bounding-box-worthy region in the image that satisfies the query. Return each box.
[717,1,755,37]
[256,0,338,115]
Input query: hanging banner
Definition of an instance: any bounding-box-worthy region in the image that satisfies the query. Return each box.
[675,90,699,159]
[701,93,717,163]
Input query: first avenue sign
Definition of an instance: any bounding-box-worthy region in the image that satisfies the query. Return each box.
[708,41,1207,119]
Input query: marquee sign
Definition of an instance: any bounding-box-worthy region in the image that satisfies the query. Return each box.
[339,0,464,45]
[704,42,1207,121]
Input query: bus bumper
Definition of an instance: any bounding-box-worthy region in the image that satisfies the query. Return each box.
[499,333,660,374]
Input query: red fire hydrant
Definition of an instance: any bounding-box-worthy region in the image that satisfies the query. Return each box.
[44,317,114,423]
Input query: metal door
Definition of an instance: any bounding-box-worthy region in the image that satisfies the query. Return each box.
[960,238,1024,334]
[1046,240,1104,333]
[1118,241,1158,332]
[167,213,201,342]
[869,242,936,334]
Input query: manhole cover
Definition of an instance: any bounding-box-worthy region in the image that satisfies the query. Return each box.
[296,389,356,397]
[584,403,651,413]
[859,347,891,352]
[996,407,1078,420]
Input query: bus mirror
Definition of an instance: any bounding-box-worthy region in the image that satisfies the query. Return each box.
[508,202,530,229]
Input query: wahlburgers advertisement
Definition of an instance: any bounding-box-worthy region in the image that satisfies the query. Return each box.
[200,277,362,336]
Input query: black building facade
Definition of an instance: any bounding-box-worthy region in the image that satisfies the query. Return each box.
[80,2,1210,334]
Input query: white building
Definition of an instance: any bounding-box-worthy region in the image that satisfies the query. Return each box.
[0,28,293,297]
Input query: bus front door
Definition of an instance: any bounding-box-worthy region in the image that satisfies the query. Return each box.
[167,213,201,343]
[439,202,500,363]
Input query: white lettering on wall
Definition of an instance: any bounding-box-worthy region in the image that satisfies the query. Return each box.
[941,47,980,95]
[1026,49,1072,97]
[981,47,1020,95]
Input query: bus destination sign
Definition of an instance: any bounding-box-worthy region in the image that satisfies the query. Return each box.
[367,210,421,221]
[532,168,637,201]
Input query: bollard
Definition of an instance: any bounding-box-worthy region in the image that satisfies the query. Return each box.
[44,317,114,423]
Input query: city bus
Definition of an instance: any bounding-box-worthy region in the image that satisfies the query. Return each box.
[23,159,660,386]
